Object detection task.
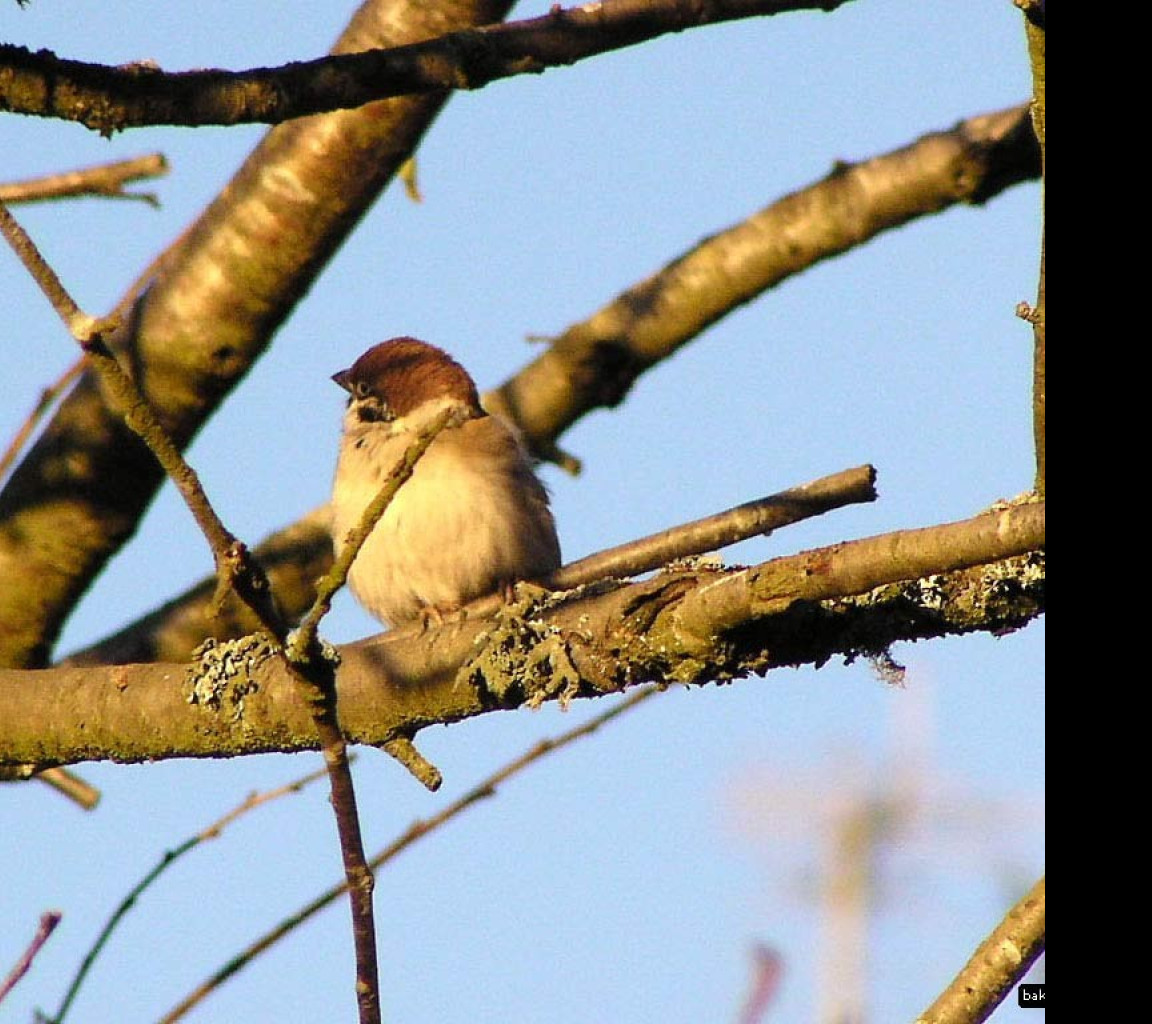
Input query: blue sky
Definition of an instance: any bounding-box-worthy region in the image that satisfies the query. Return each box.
[2,2,1043,1021]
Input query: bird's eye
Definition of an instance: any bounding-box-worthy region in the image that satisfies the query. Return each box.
[354,380,373,399]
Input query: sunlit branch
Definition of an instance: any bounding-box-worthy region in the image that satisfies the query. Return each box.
[0,0,851,134]
[0,153,168,205]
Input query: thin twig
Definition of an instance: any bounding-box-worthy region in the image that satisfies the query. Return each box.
[49,766,331,1024]
[32,766,101,810]
[1022,9,1045,496]
[0,153,168,206]
[288,664,380,1024]
[549,464,877,588]
[0,357,84,486]
[0,911,62,1007]
[287,405,462,663]
[159,685,659,1024]
[384,463,879,636]
[0,199,282,638]
[735,944,784,1024]
[279,406,461,1024]
[2,198,383,1024]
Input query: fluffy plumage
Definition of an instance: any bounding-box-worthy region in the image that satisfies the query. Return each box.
[330,337,561,627]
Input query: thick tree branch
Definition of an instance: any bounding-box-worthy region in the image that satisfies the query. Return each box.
[487,103,1042,467]
[65,465,878,667]
[0,0,849,134]
[0,501,1044,768]
[24,102,1038,670]
[0,0,516,669]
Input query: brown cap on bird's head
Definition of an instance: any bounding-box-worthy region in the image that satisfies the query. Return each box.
[332,337,482,419]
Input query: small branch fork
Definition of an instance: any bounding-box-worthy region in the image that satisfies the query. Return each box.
[0,153,168,206]
[0,198,442,1024]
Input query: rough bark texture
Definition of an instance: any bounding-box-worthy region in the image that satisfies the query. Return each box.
[0,0,514,669]
[0,1,851,132]
[488,104,1041,463]
[1,502,1044,767]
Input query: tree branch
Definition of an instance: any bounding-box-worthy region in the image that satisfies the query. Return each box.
[0,911,61,1008]
[159,686,658,1023]
[31,102,1036,671]
[2,197,386,1024]
[0,154,168,206]
[914,876,1044,1024]
[0,357,83,486]
[63,507,334,667]
[50,765,331,1024]
[0,200,282,638]
[0,0,517,670]
[65,465,878,667]
[487,103,1042,468]
[0,501,1044,767]
[0,0,850,134]
[1021,9,1045,496]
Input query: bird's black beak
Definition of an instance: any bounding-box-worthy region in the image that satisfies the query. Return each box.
[332,369,353,393]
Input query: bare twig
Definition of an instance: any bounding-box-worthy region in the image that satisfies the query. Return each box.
[65,464,876,669]
[287,406,462,664]
[0,153,168,206]
[548,464,877,588]
[0,0,852,134]
[0,200,282,636]
[380,736,442,791]
[385,463,879,636]
[49,766,331,1024]
[735,944,784,1024]
[914,876,1045,1024]
[277,406,462,1021]
[0,911,61,1007]
[158,685,659,1023]
[0,357,84,486]
[1022,11,1045,495]
[1,199,385,1024]
[32,766,101,810]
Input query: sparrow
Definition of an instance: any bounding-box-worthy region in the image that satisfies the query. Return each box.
[329,337,562,629]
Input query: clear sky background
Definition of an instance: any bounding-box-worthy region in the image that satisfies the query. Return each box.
[2,2,1044,1022]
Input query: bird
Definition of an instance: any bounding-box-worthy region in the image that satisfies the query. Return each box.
[329,337,562,629]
